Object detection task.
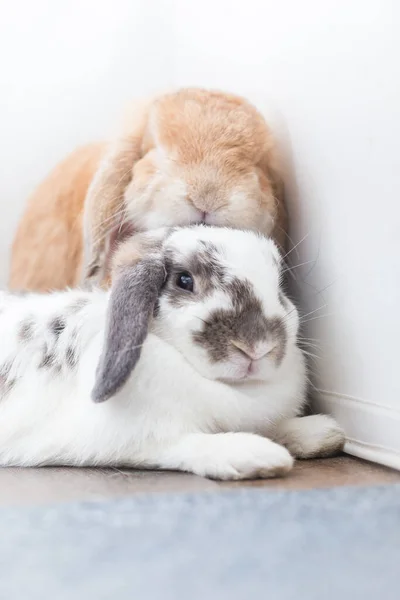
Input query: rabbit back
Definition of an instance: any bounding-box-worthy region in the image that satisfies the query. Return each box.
[0,289,106,464]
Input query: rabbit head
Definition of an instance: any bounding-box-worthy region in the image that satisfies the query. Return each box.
[83,88,286,287]
[92,226,299,403]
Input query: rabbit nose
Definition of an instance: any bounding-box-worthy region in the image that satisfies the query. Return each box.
[231,340,276,361]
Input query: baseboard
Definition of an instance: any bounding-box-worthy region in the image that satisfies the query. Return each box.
[313,390,400,471]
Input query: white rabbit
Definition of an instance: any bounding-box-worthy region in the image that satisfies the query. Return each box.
[0,226,344,479]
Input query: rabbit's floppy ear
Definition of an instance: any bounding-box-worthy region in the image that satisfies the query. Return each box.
[81,100,152,289]
[91,230,168,403]
[91,257,166,403]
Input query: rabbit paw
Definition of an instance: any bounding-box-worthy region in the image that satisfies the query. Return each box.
[274,415,345,459]
[160,432,294,480]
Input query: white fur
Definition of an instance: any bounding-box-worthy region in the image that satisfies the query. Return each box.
[273,415,346,459]
[0,228,344,479]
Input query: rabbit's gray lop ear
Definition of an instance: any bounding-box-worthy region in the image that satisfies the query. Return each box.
[91,256,166,403]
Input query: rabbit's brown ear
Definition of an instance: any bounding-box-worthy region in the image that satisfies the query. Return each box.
[91,256,166,403]
[81,102,151,289]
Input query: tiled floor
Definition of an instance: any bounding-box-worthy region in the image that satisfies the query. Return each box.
[0,455,399,506]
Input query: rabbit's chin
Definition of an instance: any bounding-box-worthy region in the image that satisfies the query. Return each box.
[200,355,280,384]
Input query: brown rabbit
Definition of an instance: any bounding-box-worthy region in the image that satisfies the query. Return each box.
[10,88,287,292]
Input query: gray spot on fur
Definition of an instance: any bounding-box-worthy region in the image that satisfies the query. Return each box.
[193,277,287,365]
[0,361,12,379]
[0,360,16,398]
[39,352,56,369]
[7,378,16,391]
[66,346,77,369]
[50,317,66,338]
[38,339,64,373]
[18,319,35,342]
[191,241,226,284]
[226,278,257,310]
[265,317,287,365]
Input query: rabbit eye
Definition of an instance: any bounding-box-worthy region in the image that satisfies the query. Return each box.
[176,272,194,292]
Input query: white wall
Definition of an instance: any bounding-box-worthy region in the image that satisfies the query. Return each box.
[0,0,173,277]
[1,0,399,466]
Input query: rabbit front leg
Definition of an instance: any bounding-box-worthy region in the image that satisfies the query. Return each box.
[272,415,345,459]
[153,432,294,480]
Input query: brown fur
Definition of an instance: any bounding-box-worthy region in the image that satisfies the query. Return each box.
[10,143,106,292]
[10,89,287,292]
